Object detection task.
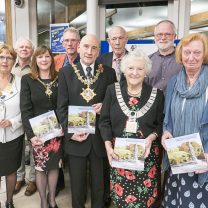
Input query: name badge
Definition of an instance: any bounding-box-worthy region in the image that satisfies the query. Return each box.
[126,121,137,133]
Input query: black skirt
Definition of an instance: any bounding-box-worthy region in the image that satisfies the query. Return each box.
[0,134,24,176]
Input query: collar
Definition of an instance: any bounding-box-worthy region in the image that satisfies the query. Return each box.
[113,50,127,61]
[157,48,176,57]
[80,61,95,76]
[15,61,31,69]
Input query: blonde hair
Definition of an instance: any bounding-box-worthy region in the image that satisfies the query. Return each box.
[0,44,17,61]
[175,33,208,64]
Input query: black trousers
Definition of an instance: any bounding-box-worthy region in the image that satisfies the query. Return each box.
[67,148,104,208]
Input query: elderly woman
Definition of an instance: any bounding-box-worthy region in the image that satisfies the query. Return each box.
[20,46,62,208]
[0,44,24,208]
[162,33,208,207]
[99,49,164,208]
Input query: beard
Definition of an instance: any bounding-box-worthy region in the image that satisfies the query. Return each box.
[155,40,174,52]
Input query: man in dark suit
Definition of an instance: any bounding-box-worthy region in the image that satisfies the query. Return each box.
[96,25,128,207]
[97,26,128,82]
[57,34,117,208]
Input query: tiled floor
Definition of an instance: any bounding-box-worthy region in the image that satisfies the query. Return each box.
[0,167,91,208]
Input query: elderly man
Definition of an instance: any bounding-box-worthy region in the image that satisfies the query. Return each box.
[57,34,116,208]
[54,27,80,71]
[12,37,37,196]
[97,26,128,82]
[146,20,182,93]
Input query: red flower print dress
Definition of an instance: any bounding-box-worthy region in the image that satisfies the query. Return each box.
[110,96,161,208]
[33,137,62,171]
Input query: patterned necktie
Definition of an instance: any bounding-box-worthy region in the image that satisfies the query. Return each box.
[115,58,121,82]
[86,66,93,79]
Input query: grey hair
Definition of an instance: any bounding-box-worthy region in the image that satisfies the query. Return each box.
[15,37,35,50]
[63,27,80,40]
[154,19,176,35]
[120,49,152,75]
[108,26,127,38]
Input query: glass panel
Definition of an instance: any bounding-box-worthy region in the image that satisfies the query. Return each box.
[37,0,86,46]
[0,0,6,43]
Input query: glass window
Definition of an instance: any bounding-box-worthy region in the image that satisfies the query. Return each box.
[0,0,6,43]
[37,0,86,46]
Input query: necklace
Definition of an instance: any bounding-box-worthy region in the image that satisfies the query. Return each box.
[127,88,142,97]
[72,64,104,102]
[37,77,57,99]
[115,82,157,118]
[0,74,14,97]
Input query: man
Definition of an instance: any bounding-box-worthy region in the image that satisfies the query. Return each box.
[12,37,37,196]
[54,27,80,71]
[146,20,182,93]
[97,26,128,82]
[57,34,117,208]
[145,20,182,208]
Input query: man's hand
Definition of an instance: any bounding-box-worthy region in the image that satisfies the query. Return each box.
[92,103,102,114]
[71,132,89,142]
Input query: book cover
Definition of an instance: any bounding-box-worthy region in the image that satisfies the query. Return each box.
[29,110,62,142]
[68,105,96,134]
[165,133,208,174]
[112,137,145,171]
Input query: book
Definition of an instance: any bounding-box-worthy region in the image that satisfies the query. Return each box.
[68,105,96,134]
[165,133,208,174]
[29,110,62,142]
[112,137,145,171]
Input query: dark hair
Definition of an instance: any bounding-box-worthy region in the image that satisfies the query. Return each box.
[30,45,57,80]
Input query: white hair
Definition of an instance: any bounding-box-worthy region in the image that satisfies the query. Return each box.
[15,37,35,50]
[120,49,152,75]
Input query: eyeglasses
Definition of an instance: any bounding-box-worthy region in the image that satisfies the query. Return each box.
[183,50,203,57]
[63,39,78,43]
[0,56,14,62]
[155,33,174,39]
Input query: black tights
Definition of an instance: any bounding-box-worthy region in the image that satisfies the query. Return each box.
[5,172,17,204]
[36,169,59,208]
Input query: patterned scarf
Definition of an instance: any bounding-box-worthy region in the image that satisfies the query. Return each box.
[171,65,208,137]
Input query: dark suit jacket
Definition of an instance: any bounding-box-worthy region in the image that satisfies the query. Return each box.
[57,62,117,157]
[20,74,58,140]
[96,51,128,82]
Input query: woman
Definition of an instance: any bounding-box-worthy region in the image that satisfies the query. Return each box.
[162,33,208,207]
[20,45,62,208]
[0,44,24,208]
[99,49,164,208]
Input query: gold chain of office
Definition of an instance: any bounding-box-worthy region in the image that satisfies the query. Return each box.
[72,64,104,85]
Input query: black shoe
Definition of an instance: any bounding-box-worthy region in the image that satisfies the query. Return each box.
[47,193,58,208]
[5,202,15,208]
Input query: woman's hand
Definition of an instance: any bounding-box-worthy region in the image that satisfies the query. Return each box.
[144,133,156,158]
[30,136,44,147]
[92,103,102,114]
[0,119,12,128]
[105,141,118,165]
[161,131,173,150]
[71,132,89,142]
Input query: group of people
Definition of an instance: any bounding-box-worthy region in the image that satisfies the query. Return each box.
[0,19,208,208]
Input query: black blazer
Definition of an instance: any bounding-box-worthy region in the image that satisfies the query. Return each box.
[20,74,58,140]
[57,62,117,157]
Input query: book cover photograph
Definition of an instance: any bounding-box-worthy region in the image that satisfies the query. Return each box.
[112,137,145,171]
[68,105,96,134]
[29,110,62,142]
[165,133,208,174]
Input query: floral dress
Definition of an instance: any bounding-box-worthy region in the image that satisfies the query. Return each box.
[33,137,62,171]
[110,96,161,208]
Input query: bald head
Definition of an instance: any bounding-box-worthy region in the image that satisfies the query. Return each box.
[78,34,100,66]
[107,26,128,58]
